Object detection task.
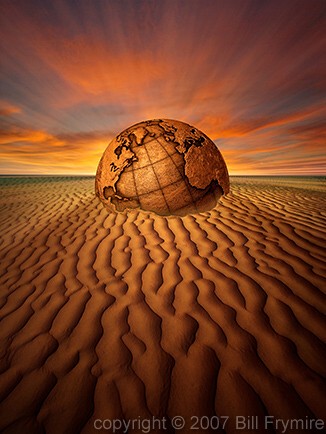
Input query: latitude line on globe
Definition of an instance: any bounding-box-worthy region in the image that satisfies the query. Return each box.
[119,178,198,199]
[124,150,179,173]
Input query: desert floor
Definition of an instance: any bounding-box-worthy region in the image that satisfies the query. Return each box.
[0,176,325,434]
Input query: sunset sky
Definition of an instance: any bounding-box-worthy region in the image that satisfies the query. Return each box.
[1,0,325,175]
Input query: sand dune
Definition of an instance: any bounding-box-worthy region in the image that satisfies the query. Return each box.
[0,176,325,434]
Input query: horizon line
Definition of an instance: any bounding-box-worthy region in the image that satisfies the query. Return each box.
[0,173,325,177]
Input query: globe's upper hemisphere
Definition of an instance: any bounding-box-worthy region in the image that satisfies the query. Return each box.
[95,119,230,216]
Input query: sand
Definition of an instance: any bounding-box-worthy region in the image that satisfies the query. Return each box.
[0,176,325,434]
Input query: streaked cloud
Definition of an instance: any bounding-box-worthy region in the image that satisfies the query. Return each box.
[0,123,113,174]
[0,101,22,117]
[0,0,325,174]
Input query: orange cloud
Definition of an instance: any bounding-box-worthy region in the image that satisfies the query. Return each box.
[196,104,326,140]
[36,35,170,102]
[0,124,113,174]
[0,101,21,116]
[0,0,325,175]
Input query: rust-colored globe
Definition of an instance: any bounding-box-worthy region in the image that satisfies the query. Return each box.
[95,119,229,216]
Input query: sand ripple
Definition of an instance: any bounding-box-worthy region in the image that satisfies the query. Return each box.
[0,176,325,433]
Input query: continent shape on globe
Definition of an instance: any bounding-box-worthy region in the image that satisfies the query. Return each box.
[96,119,229,216]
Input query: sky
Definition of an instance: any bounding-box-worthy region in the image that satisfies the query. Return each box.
[0,0,325,175]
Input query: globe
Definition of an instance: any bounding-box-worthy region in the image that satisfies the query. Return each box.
[95,119,229,216]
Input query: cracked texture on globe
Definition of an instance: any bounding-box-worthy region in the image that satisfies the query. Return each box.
[95,119,229,216]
